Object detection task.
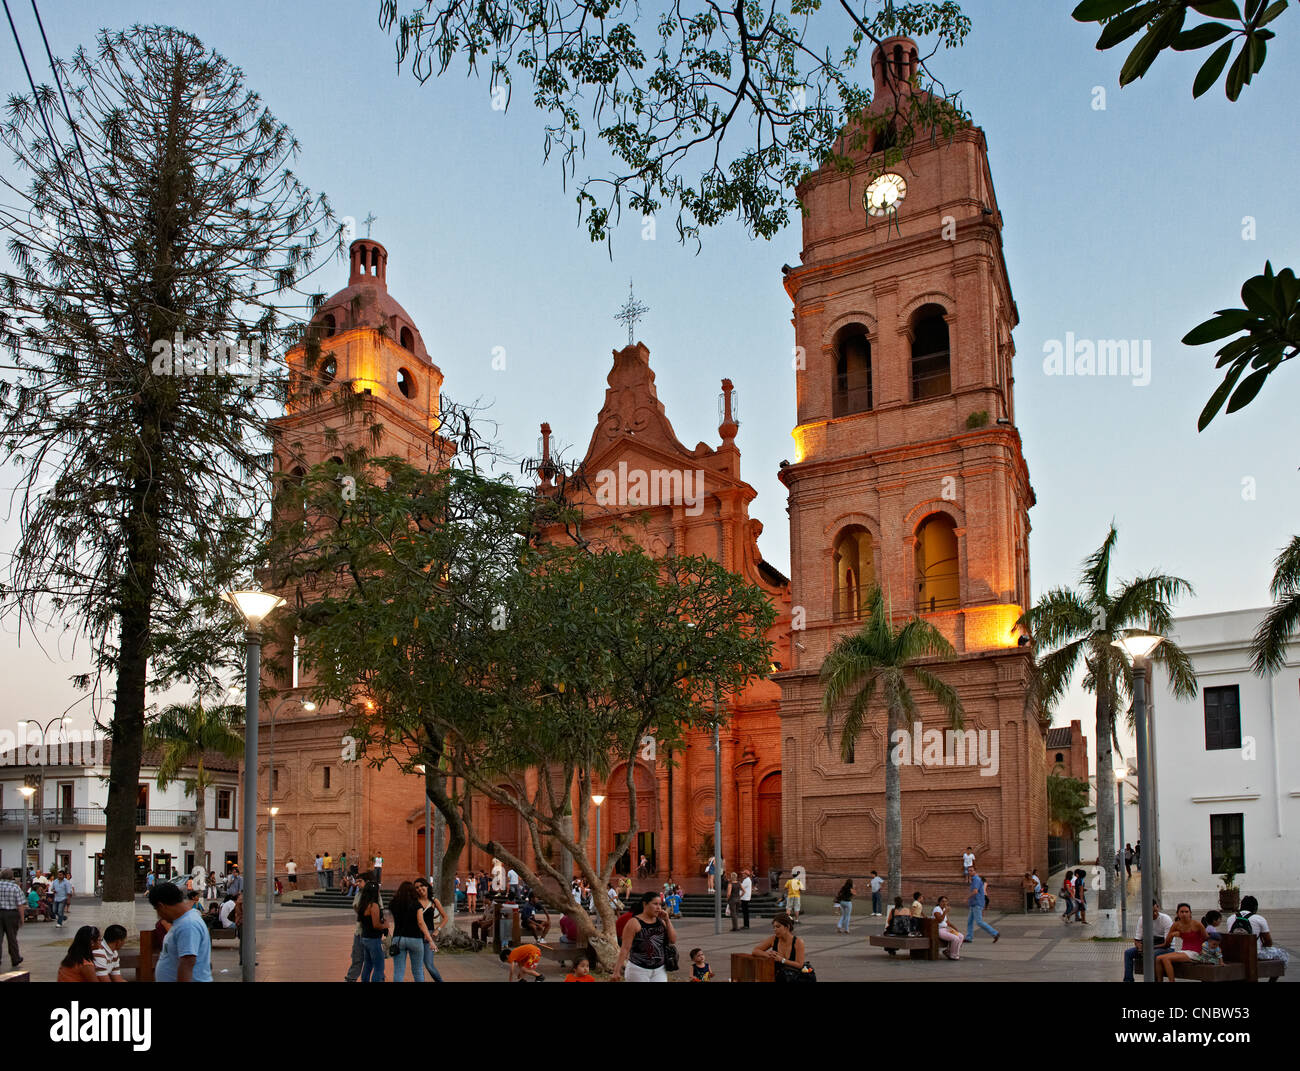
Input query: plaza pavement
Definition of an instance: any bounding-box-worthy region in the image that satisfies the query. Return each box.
[9,893,1295,982]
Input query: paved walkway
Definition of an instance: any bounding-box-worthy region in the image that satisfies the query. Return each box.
[8,896,1295,981]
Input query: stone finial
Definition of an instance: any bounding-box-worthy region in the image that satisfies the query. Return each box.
[719,378,739,444]
[539,421,554,488]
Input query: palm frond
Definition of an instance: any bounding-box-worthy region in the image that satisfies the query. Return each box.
[1253,536,1300,674]
[908,665,964,729]
[1081,524,1119,606]
[1110,573,1195,633]
[1021,587,1093,648]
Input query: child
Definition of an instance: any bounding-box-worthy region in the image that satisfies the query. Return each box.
[564,955,597,982]
[689,947,712,981]
[93,924,128,982]
[503,943,544,982]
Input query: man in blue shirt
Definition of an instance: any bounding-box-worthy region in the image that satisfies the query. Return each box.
[50,872,73,928]
[964,867,1000,944]
[148,882,212,982]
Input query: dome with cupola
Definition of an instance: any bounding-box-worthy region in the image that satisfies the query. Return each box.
[310,238,429,364]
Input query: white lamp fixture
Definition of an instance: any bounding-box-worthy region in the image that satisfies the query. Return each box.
[18,786,35,799]
[302,701,317,711]
[1112,633,1162,661]
[268,806,280,817]
[221,589,286,631]
[590,794,606,806]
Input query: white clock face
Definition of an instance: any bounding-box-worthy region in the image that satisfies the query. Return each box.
[864,173,908,216]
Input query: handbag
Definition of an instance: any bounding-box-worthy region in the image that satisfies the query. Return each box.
[664,944,680,973]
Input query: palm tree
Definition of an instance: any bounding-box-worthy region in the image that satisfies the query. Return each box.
[1252,535,1300,674]
[821,585,964,901]
[145,699,244,877]
[1021,525,1197,921]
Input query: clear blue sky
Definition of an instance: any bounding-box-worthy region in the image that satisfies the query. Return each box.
[2,1,1296,743]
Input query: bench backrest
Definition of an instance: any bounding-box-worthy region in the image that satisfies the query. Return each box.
[1219,933,1258,982]
[730,953,777,983]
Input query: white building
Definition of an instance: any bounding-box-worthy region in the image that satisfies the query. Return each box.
[0,734,240,892]
[1150,608,1300,909]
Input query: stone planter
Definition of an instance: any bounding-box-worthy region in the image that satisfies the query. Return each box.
[1218,888,1240,913]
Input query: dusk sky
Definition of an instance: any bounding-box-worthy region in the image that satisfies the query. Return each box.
[2,0,1296,761]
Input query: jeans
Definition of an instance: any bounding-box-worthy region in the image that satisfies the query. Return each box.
[423,943,445,982]
[360,937,385,982]
[392,936,424,981]
[53,900,67,925]
[965,902,998,941]
[741,900,750,928]
[872,891,882,915]
[325,870,334,890]
[1123,943,1178,982]
[345,933,363,981]
[837,901,854,930]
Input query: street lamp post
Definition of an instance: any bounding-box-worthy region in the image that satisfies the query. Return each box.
[712,684,723,937]
[267,807,279,920]
[1114,633,1162,983]
[262,695,314,921]
[1116,763,1129,937]
[222,587,285,984]
[17,717,66,878]
[18,786,35,890]
[592,795,606,888]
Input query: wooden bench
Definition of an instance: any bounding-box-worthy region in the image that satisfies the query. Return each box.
[731,952,777,982]
[119,931,159,983]
[1135,933,1286,982]
[868,916,941,960]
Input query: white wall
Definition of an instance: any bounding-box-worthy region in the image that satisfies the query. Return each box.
[1150,609,1300,909]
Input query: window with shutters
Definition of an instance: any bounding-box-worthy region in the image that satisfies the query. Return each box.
[1209,813,1244,872]
[1203,685,1241,751]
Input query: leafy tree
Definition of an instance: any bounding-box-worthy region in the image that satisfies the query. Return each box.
[1072,1,1296,428]
[1047,771,1095,840]
[1020,526,1197,916]
[1251,535,1300,673]
[145,699,245,876]
[820,584,963,901]
[0,26,340,913]
[377,0,973,243]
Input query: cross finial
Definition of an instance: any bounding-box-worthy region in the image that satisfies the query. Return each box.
[613,279,649,346]
[362,212,378,238]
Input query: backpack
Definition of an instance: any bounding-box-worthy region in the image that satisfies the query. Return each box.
[1229,912,1256,936]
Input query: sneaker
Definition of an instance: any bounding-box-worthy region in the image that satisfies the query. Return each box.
[993,933,1000,943]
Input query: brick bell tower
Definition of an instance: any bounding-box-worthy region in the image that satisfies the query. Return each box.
[257,238,451,890]
[775,37,1046,900]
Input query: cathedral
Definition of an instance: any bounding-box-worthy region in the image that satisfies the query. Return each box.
[255,35,1047,903]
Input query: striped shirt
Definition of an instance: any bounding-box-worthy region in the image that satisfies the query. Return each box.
[0,879,22,910]
[92,945,121,978]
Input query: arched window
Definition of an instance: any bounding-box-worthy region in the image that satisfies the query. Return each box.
[911,304,951,400]
[319,355,336,386]
[322,313,336,338]
[832,325,872,417]
[397,367,415,398]
[399,326,415,352]
[915,513,959,612]
[833,526,874,621]
[1055,753,1064,765]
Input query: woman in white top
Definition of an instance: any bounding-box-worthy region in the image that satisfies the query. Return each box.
[933,896,964,960]
[466,873,478,913]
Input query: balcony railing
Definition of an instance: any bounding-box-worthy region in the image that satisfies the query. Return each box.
[0,807,197,829]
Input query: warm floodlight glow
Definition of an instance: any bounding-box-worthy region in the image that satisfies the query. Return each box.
[1112,633,1162,661]
[302,701,317,711]
[591,794,606,806]
[221,589,286,630]
[18,785,35,799]
[268,806,280,816]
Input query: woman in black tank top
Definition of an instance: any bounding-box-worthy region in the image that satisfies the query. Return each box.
[615,891,677,982]
[356,883,386,982]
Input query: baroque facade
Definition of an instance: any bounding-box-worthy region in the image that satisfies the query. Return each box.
[257,35,1047,901]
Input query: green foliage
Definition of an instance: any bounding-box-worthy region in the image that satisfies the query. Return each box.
[1047,772,1094,838]
[1072,0,1286,99]
[964,409,989,428]
[1218,858,1239,888]
[377,1,973,244]
[1251,535,1300,673]
[145,700,245,795]
[1184,262,1300,430]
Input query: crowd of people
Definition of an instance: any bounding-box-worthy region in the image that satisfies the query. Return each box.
[1122,894,1289,981]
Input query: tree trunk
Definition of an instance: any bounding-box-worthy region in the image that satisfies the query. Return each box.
[194,780,207,874]
[427,772,464,922]
[103,596,152,903]
[1094,686,1117,911]
[885,701,903,903]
